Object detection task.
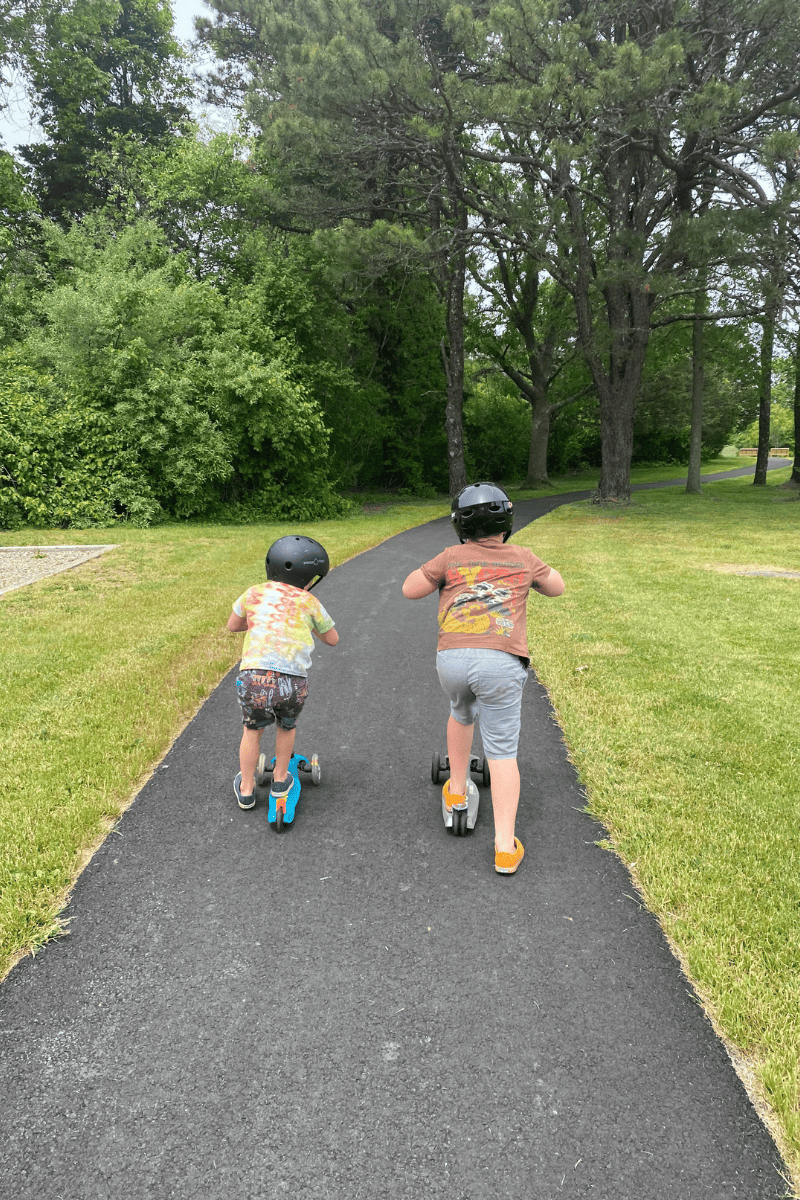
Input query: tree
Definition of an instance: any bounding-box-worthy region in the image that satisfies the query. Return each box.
[0,147,37,342]
[19,0,191,219]
[637,317,757,462]
[788,333,800,490]
[466,0,800,500]
[467,248,587,487]
[199,0,485,494]
[16,216,348,522]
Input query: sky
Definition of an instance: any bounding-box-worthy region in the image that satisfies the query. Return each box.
[0,0,216,151]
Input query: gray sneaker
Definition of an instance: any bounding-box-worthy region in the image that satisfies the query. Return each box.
[233,772,256,810]
[269,774,294,799]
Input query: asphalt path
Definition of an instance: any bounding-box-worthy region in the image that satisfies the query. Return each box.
[0,461,792,1199]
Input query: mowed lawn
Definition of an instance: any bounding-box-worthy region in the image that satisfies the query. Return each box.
[515,468,800,1186]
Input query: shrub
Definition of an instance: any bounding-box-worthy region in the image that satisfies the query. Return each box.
[0,354,160,529]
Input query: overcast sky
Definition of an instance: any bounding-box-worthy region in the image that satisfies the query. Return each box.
[0,0,216,151]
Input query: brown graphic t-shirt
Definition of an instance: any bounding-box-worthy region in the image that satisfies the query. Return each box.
[420,537,553,660]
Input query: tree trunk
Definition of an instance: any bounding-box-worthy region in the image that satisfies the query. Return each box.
[431,184,467,498]
[595,286,650,502]
[524,394,551,487]
[497,359,553,488]
[754,312,775,487]
[686,286,705,494]
[441,236,467,497]
[788,330,800,490]
[597,382,636,500]
[563,178,651,503]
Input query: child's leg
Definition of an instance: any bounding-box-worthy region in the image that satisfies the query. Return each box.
[272,724,296,783]
[239,725,265,797]
[446,715,474,797]
[466,651,528,856]
[270,674,308,784]
[486,757,520,854]
[437,651,478,799]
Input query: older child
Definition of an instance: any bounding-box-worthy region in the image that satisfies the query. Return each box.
[402,483,564,875]
[228,535,338,809]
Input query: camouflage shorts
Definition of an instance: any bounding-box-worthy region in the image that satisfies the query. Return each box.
[236,669,309,731]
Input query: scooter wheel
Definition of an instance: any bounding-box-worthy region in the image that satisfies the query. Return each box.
[310,754,321,786]
[431,752,441,785]
[256,753,271,788]
[453,808,467,837]
[275,805,285,833]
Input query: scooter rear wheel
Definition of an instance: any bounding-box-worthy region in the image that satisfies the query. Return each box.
[256,753,271,788]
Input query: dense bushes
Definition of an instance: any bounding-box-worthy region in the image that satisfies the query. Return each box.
[0,355,157,529]
[0,211,458,527]
[464,375,532,482]
[0,202,791,530]
[1,222,354,527]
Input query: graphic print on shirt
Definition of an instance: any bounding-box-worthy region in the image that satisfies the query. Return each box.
[439,563,516,637]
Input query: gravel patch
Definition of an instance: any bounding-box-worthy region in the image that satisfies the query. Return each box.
[0,545,119,596]
[707,562,800,579]
[737,569,800,578]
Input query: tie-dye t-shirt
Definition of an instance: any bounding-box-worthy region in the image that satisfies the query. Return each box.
[232,582,335,677]
[420,537,552,660]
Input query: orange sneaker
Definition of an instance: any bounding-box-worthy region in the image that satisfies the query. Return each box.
[495,838,524,875]
[442,779,468,812]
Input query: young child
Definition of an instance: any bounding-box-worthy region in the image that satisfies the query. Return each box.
[227,535,339,809]
[402,482,564,875]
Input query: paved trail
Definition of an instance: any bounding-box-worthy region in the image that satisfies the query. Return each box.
[0,463,791,1199]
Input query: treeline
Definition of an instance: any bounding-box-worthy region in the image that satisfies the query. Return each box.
[1,0,799,527]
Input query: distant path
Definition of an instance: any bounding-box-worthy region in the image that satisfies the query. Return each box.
[0,456,789,1198]
[509,457,790,526]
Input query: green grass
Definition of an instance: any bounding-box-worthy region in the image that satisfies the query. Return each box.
[515,467,800,1189]
[507,455,753,498]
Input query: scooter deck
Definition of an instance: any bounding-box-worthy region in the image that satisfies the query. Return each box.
[266,753,307,824]
[442,779,480,831]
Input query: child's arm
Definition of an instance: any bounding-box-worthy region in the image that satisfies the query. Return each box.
[532,568,565,597]
[314,627,339,645]
[227,611,248,632]
[402,569,438,599]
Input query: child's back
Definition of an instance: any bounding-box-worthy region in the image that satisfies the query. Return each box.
[402,483,563,875]
[228,535,338,812]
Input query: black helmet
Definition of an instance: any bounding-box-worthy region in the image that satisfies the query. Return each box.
[266,535,330,590]
[451,482,514,543]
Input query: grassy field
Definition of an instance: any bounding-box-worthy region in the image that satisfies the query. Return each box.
[515,467,800,1189]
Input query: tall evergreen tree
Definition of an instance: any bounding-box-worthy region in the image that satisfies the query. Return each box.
[200,0,486,494]
[20,0,190,219]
